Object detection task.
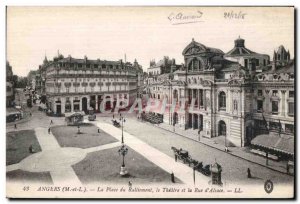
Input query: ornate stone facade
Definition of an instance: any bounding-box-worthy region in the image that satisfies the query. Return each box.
[146,39,294,147]
[39,54,143,114]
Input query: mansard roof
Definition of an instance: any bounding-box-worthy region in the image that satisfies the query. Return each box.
[262,60,294,74]
[58,56,122,65]
[211,55,241,72]
[182,38,224,56]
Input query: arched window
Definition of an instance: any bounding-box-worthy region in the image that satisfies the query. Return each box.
[233,100,238,111]
[219,91,226,110]
[65,98,71,113]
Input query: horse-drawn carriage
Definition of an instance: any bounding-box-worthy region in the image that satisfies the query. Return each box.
[171,146,211,176]
[112,119,121,128]
[192,161,211,176]
[171,147,193,164]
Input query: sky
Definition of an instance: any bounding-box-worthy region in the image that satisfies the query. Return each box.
[6,6,294,76]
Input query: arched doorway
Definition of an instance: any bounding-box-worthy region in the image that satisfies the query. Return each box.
[55,99,61,114]
[173,112,178,125]
[193,114,198,129]
[82,97,88,113]
[173,90,178,102]
[105,95,112,110]
[90,95,96,110]
[218,120,226,136]
[246,125,253,145]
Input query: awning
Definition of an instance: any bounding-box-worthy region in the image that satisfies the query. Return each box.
[251,133,294,155]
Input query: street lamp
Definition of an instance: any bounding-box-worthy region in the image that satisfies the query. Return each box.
[118,114,128,176]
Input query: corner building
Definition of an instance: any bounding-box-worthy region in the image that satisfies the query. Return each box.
[39,54,143,114]
[146,38,294,147]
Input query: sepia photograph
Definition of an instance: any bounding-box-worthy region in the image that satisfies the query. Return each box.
[5,6,295,199]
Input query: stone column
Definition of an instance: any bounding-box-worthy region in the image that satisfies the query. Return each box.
[203,89,206,110]
[70,96,74,112]
[198,89,200,109]
[61,97,65,113]
[87,97,90,109]
[96,95,99,112]
[198,114,201,130]
[281,90,286,117]
[192,114,194,129]
[264,90,270,114]
[79,97,82,112]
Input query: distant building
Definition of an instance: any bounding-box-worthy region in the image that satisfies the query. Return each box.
[39,53,143,115]
[27,70,38,90]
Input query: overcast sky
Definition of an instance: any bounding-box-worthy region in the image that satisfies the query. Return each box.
[7,6,294,76]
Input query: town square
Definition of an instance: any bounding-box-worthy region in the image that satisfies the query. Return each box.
[5,6,295,198]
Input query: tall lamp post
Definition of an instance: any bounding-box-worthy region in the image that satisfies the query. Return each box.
[118,114,128,176]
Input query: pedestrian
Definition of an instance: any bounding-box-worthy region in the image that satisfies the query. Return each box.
[50,120,53,125]
[171,172,175,183]
[198,130,201,141]
[29,145,35,153]
[48,127,51,134]
[14,124,17,129]
[128,181,132,189]
[247,168,251,178]
[98,128,100,133]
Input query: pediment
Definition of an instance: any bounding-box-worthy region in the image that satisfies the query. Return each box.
[182,41,207,56]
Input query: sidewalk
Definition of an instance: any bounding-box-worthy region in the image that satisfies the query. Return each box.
[95,121,211,185]
[150,122,291,175]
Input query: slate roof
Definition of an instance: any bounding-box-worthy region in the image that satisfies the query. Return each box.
[262,61,294,74]
[225,37,268,57]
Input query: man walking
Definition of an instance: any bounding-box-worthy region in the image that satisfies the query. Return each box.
[48,127,51,134]
[171,172,175,183]
[247,168,252,178]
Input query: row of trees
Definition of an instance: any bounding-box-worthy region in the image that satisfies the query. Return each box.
[9,75,29,88]
[7,61,29,88]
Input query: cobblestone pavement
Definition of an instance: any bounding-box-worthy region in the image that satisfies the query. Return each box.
[96,113,294,186]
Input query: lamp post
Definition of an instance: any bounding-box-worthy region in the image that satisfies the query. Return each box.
[118,114,128,176]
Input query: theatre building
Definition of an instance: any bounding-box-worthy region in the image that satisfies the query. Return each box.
[146,38,294,148]
[39,53,143,115]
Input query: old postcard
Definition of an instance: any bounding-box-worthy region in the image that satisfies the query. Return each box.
[6,6,295,199]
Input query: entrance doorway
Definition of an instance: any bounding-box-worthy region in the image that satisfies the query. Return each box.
[193,114,198,129]
[218,120,226,136]
[82,97,88,113]
[56,105,61,114]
